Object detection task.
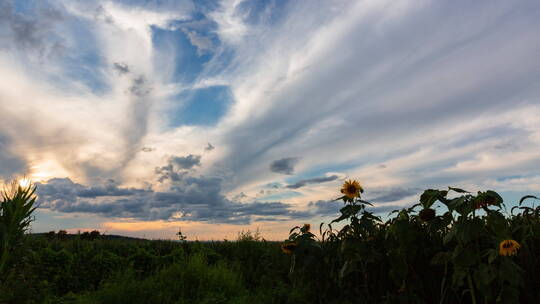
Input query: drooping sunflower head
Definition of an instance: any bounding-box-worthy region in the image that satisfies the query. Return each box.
[340,179,363,199]
[499,239,520,256]
[281,242,297,255]
[474,196,496,209]
[419,208,436,222]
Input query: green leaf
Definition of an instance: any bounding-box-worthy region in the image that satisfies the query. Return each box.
[487,211,508,238]
[448,187,470,193]
[420,189,446,208]
[444,226,457,244]
[519,195,539,206]
[331,205,362,223]
[431,251,451,265]
[447,196,471,215]
[486,249,498,264]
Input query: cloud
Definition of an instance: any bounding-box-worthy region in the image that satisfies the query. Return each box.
[170,154,202,170]
[35,175,307,224]
[286,175,339,189]
[0,0,65,57]
[0,134,28,179]
[155,154,203,182]
[36,178,150,200]
[207,0,540,196]
[182,29,213,56]
[128,76,152,97]
[270,157,299,175]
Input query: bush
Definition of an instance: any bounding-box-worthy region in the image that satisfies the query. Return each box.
[285,182,540,303]
[0,181,37,275]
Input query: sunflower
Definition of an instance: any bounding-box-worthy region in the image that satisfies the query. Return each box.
[341,179,363,199]
[419,208,436,222]
[301,223,311,233]
[499,239,520,256]
[281,242,297,254]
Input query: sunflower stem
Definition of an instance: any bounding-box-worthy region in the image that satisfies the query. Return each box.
[467,271,477,304]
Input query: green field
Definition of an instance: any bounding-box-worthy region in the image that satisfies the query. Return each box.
[1,184,539,303]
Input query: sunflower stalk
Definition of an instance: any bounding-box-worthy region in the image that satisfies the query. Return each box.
[466,271,477,304]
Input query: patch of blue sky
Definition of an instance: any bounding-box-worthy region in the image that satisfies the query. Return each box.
[168,85,233,127]
[257,190,302,202]
[152,25,215,84]
[12,0,39,14]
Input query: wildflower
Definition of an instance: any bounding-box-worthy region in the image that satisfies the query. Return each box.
[341,180,363,199]
[301,223,311,233]
[499,240,520,256]
[419,208,436,222]
[281,242,297,254]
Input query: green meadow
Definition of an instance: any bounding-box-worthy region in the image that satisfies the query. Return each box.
[1,182,539,303]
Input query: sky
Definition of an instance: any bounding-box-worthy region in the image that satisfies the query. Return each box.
[1,0,540,240]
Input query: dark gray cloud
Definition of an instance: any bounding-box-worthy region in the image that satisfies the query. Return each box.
[285,175,339,189]
[204,142,215,151]
[36,178,149,201]
[0,134,27,179]
[34,176,414,224]
[129,76,152,97]
[113,62,130,75]
[366,187,421,203]
[171,154,202,169]
[155,154,202,182]
[35,175,307,224]
[270,157,299,175]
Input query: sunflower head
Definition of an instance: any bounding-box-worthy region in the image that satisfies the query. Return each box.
[474,196,496,209]
[340,180,363,199]
[419,208,436,222]
[281,242,297,255]
[499,239,520,256]
[301,223,311,233]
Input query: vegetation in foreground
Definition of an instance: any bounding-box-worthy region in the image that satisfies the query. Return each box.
[0,180,539,303]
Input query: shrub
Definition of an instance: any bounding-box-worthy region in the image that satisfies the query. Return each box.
[0,181,37,275]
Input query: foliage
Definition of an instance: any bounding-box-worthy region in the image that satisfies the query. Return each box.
[0,179,539,304]
[0,182,37,276]
[285,182,540,303]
